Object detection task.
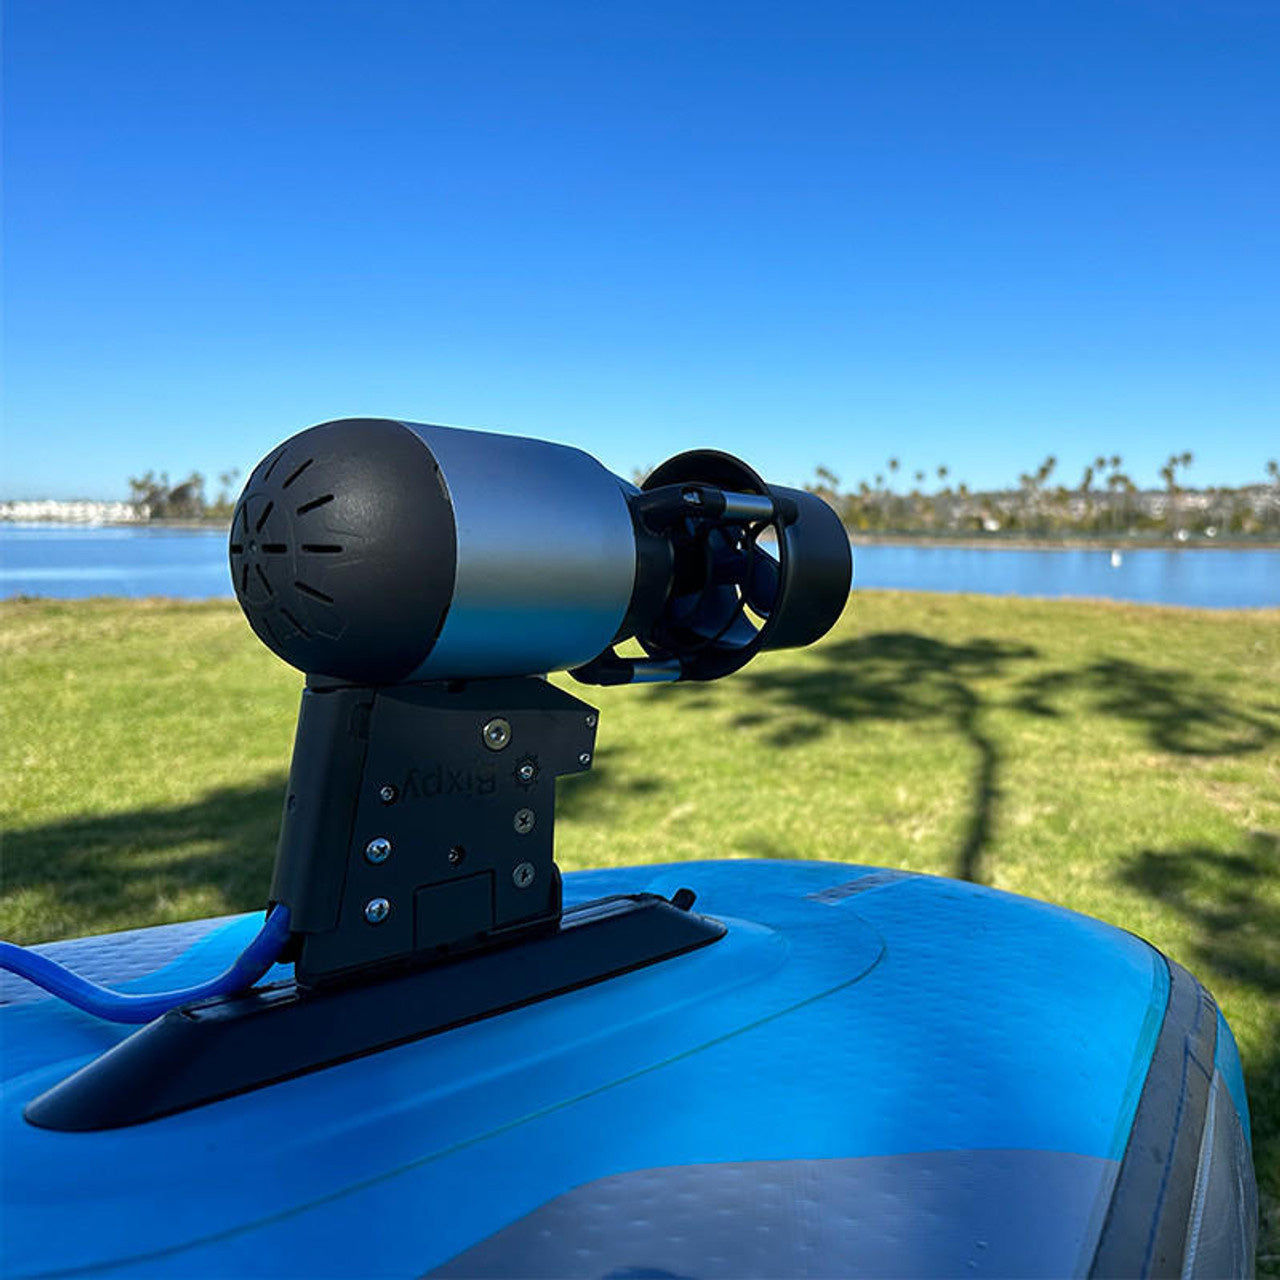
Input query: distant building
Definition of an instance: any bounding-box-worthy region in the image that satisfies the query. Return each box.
[0,499,147,524]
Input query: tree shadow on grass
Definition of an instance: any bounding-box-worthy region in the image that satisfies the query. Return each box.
[5,640,1276,942]
[1013,658,1277,756]
[714,633,1039,883]
[708,633,1279,885]
[1118,832,1280,1263]
[1,777,288,941]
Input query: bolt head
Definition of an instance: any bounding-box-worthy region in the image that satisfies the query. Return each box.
[364,837,392,864]
[379,784,398,804]
[516,761,537,783]
[482,717,512,751]
[448,845,466,866]
[578,751,592,766]
[364,897,391,925]
[512,861,536,889]
[514,807,535,834]
[585,713,598,728]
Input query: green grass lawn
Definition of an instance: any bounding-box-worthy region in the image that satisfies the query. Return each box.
[3,591,1278,1266]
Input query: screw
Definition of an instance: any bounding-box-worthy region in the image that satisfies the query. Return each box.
[514,808,535,835]
[516,761,537,783]
[448,845,466,866]
[578,751,592,766]
[482,717,512,751]
[364,836,392,864]
[512,861,536,889]
[585,713,597,728]
[379,784,398,804]
[364,897,391,924]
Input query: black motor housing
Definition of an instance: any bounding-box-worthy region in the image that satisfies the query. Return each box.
[230,418,852,685]
[231,420,457,685]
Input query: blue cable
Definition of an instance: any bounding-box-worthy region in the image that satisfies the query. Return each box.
[0,904,292,1024]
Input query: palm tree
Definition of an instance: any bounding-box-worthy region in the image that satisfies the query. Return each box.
[1078,465,1096,529]
[214,468,241,518]
[1160,452,1194,534]
[1013,456,1058,533]
[811,465,841,498]
[1106,468,1134,534]
[1267,463,1280,534]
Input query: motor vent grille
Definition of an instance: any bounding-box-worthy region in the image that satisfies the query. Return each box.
[229,463,345,613]
[228,419,457,683]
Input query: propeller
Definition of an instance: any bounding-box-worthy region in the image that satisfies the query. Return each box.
[660,521,780,654]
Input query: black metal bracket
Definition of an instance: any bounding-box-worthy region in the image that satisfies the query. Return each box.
[273,676,598,987]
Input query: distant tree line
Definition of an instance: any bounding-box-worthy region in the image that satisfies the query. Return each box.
[804,454,1280,541]
[128,453,1280,542]
[126,470,240,521]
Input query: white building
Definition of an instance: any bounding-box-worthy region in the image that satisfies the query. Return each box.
[0,499,147,524]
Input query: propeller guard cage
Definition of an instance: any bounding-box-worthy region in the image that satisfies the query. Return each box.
[574,450,852,685]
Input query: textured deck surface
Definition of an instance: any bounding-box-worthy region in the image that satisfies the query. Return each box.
[0,859,1244,1278]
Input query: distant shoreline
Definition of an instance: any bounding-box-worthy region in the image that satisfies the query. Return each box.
[3,518,1279,551]
[848,532,1280,551]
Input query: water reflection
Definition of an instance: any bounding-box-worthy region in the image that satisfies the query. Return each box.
[0,525,1276,608]
[0,525,231,599]
[851,543,1278,610]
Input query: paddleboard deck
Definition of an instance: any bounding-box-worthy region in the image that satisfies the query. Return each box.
[0,860,1257,1278]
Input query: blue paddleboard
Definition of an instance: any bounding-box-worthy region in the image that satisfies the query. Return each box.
[0,860,1257,1277]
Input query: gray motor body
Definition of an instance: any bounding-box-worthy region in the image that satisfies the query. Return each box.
[402,420,638,680]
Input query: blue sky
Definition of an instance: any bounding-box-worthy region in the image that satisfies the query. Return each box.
[3,0,1277,500]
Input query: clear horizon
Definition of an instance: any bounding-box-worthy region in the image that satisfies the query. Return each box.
[3,1,1277,500]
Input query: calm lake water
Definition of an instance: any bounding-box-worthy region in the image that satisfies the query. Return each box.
[1,524,1277,610]
[0,526,233,601]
